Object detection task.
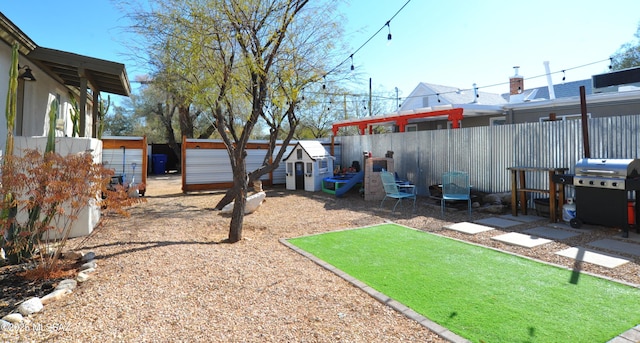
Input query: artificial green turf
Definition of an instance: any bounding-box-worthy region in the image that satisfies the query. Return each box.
[287,223,640,343]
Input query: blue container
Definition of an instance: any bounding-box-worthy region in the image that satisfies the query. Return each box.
[152,154,168,174]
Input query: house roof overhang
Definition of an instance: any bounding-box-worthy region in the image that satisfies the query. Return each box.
[28,47,131,97]
[332,106,465,135]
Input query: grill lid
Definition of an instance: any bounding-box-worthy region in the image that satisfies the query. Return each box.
[574,158,640,178]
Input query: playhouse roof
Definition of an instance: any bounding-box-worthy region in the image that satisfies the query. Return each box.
[283,141,333,161]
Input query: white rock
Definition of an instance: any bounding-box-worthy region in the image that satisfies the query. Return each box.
[0,319,12,331]
[55,279,78,291]
[81,252,96,262]
[80,267,96,274]
[2,313,23,323]
[76,272,90,283]
[220,192,266,214]
[41,289,71,305]
[16,297,43,316]
[80,260,97,271]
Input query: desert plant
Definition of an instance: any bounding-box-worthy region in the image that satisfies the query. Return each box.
[0,148,144,273]
[68,92,80,137]
[97,95,110,139]
[1,42,21,264]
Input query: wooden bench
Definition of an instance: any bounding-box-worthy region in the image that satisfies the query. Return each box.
[508,167,568,222]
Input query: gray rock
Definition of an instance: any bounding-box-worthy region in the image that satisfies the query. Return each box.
[55,279,78,291]
[41,289,71,305]
[64,251,83,260]
[483,193,503,205]
[2,313,22,323]
[0,319,11,331]
[81,252,96,262]
[16,297,43,316]
[80,260,97,271]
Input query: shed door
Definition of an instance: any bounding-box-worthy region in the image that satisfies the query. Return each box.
[295,162,305,190]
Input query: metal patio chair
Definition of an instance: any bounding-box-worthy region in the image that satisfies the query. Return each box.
[441,171,471,218]
[380,171,416,212]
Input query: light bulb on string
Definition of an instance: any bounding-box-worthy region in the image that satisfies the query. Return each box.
[350,54,354,71]
[609,57,613,71]
[387,20,391,41]
[436,93,441,103]
[562,70,566,82]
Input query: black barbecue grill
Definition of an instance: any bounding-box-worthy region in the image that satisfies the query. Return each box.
[554,158,640,237]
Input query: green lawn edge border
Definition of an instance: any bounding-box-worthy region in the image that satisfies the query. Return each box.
[280,222,640,343]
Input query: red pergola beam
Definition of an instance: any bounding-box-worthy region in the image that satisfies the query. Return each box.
[331,108,464,136]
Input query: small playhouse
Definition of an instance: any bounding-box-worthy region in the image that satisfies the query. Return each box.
[284,141,335,191]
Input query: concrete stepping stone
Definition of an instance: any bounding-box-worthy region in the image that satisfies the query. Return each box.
[500,214,544,223]
[588,239,640,258]
[491,232,552,248]
[444,222,494,234]
[474,217,521,229]
[523,226,580,240]
[555,247,630,268]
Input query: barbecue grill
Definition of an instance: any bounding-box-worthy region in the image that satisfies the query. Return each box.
[555,158,640,237]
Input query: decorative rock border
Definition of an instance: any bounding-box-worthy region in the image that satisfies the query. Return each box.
[0,251,98,331]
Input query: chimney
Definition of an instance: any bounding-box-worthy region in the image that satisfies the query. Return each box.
[509,66,524,95]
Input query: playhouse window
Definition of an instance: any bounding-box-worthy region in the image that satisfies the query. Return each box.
[306,162,313,174]
[296,149,303,159]
[319,159,328,172]
[286,162,292,175]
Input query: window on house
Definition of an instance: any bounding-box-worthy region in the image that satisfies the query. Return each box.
[55,93,63,131]
[286,163,292,175]
[422,96,429,108]
[490,117,506,126]
[319,159,328,172]
[539,113,591,122]
[296,149,303,159]
[306,162,313,174]
[405,124,418,132]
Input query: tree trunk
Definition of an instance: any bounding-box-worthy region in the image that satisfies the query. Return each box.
[227,160,247,243]
[214,186,238,210]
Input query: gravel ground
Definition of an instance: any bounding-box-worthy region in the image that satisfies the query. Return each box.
[1,173,638,342]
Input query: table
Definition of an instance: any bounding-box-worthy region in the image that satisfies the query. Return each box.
[397,183,416,194]
[508,167,568,222]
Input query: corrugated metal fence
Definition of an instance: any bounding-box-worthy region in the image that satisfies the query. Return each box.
[337,114,640,198]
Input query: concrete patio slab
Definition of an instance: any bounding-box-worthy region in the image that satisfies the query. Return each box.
[547,221,600,232]
[499,214,544,223]
[474,217,521,229]
[523,226,581,240]
[588,239,640,258]
[491,232,552,248]
[555,247,630,268]
[444,222,494,235]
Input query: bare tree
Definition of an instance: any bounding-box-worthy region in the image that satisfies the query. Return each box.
[127,0,344,242]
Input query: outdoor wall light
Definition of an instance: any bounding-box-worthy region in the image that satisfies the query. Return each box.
[18,65,36,81]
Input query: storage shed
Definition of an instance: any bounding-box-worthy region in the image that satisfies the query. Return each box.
[284,141,335,191]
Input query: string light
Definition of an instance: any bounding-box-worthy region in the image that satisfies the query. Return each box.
[386,21,392,41]
[350,54,354,71]
[562,70,566,82]
[320,0,412,83]
[609,57,613,70]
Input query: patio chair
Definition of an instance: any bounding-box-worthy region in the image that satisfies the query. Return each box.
[441,171,471,218]
[380,171,416,212]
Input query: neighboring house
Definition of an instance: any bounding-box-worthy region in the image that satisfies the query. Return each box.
[283,141,334,192]
[0,12,130,151]
[332,66,640,134]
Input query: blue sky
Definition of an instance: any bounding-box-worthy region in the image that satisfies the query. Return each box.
[2,0,640,105]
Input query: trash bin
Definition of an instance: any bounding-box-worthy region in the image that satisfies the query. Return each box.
[152,154,168,174]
